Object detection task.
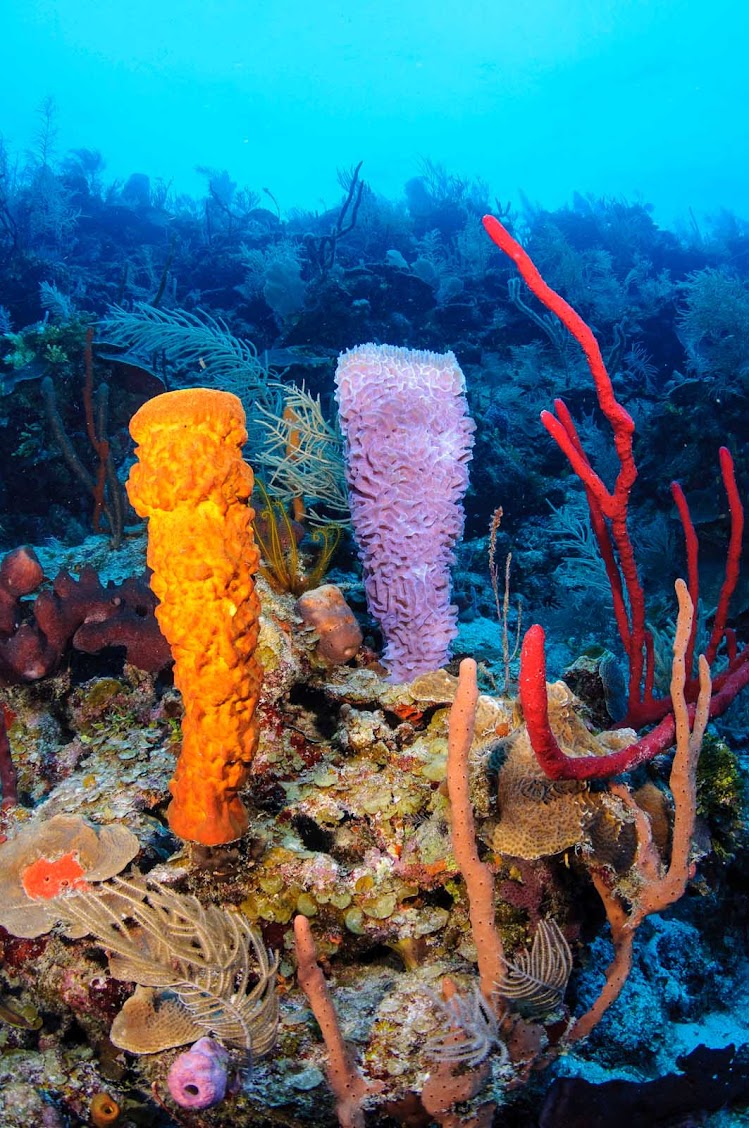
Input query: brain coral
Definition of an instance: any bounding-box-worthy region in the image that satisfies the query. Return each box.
[493,683,638,861]
[335,344,475,683]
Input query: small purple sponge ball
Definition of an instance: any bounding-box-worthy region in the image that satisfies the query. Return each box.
[167,1037,230,1109]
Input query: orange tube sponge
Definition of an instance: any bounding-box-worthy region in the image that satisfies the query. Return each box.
[127,388,262,846]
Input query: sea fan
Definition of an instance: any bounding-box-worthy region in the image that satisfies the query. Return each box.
[256,384,348,524]
[58,872,278,1055]
[98,302,277,407]
[498,919,572,1018]
[424,985,507,1069]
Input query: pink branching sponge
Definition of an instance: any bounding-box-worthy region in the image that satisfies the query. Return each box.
[335,344,475,682]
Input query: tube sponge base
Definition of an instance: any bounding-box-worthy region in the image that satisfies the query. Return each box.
[127,388,262,845]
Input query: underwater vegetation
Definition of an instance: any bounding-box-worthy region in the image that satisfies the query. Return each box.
[252,479,343,599]
[0,126,749,1127]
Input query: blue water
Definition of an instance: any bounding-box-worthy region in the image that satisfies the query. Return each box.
[2,0,747,224]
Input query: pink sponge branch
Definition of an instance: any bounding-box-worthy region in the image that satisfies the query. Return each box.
[293,914,376,1128]
[446,658,506,1001]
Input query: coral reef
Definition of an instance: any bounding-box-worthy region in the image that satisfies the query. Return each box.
[0,139,748,1127]
[0,552,740,1125]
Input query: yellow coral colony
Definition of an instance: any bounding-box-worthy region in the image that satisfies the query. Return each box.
[127,389,262,846]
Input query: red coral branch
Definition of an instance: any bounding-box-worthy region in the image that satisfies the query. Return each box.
[82,327,110,533]
[518,622,749,781]
[706,447,744,667]
[483,214,748,780]
[0,705,18,808]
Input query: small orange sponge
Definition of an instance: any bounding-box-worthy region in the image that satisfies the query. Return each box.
[127,389,263,845]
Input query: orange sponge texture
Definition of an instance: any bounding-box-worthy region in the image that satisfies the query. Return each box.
[127,388,262,845]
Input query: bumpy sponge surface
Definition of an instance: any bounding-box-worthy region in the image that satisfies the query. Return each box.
[127,388,262,845]
[335,344,475,682]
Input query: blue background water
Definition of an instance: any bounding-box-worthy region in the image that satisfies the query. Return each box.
[2,0,747,224]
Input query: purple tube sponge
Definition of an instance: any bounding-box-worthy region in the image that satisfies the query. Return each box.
[166,1037,230,1110]
[335,343,475,682]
